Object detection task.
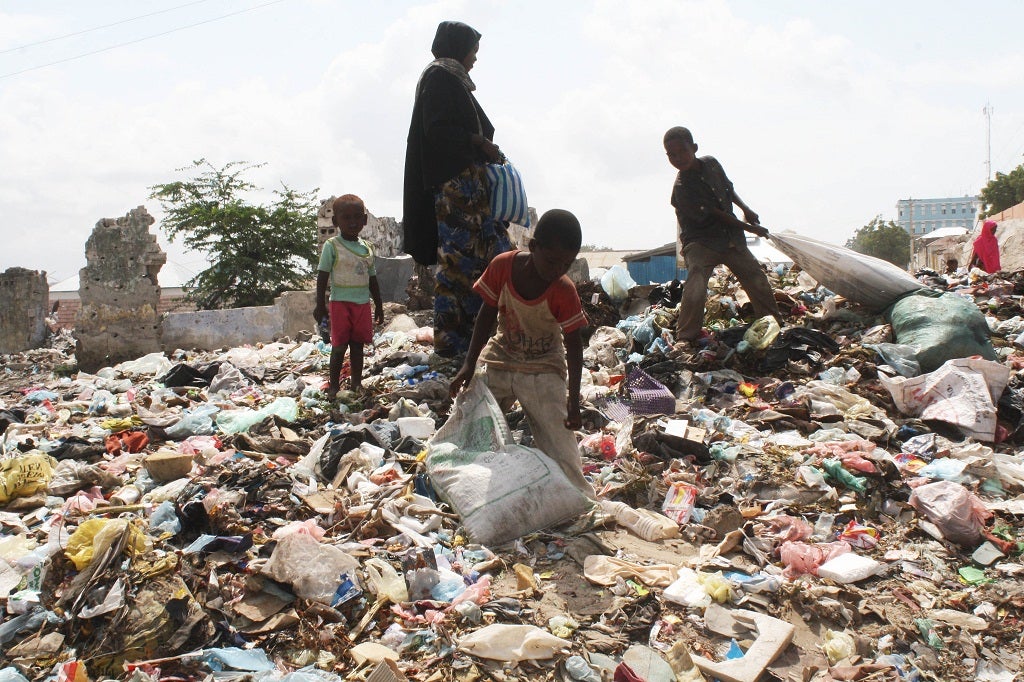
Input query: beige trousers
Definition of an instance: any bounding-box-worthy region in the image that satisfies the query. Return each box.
[483,368,596,500]
[676,241,781,341]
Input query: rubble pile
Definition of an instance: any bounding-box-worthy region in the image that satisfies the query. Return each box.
[3,262,1024,682]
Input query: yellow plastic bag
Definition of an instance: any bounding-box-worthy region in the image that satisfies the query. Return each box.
[65,518,151,570]
[0,452,56,504]
[364,557,409,604]
[822,629,856,664]
[696,571,733,604]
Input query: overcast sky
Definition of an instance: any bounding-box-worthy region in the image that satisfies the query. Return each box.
[2,0,1023,286]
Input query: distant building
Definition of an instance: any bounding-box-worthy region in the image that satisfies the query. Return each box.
[896,195,979,237]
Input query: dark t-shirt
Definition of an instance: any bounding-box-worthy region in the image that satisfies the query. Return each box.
[671,155,745,252]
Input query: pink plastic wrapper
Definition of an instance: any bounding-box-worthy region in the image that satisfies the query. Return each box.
[63,486,106,514]
[805,440,878,473]
[779,540,852,579]
[449,574,492,609]
[909,480,992,547]
[271,518,327,541]
[764,514,814,543]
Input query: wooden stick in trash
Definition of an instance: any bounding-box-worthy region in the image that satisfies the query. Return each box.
[123,648,207,671]
[348,597,386,640]
[84,504,145,516]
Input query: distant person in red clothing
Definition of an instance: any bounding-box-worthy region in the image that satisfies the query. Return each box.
[970,219,1001,273]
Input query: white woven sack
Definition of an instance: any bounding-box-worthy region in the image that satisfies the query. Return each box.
[426,379,589,545]
[769,232,924,311]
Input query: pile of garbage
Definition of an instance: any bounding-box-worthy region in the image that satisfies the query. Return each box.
[3,237,1024,682]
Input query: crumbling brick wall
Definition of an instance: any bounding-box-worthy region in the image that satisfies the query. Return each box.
[0,268,49,353]
[317,197,402,257]
[75,206,166,371]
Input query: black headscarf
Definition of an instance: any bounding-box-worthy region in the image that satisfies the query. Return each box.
[431,21,481,61]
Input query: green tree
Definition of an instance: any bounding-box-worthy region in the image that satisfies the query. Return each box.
[846,216,910,267]
[150,160,320,310]
[979,162,1024,217]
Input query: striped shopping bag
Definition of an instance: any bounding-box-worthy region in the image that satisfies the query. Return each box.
[485,158,531,227]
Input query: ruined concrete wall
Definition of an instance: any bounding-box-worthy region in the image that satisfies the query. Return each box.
[376,255,415,303]
[278,290,317,344]
[163,290,316,351]
[162,300,289,351]
[0,268,49,354]
[75,206,165,371]
[161,256,414,351]
[317,198,403,257]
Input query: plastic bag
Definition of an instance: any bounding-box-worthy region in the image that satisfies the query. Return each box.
[816,552,882,584]
[426,380,591,545]
[457,624,570,663]
[260,533,360,604]
[909,480,991,547]
[888,291,997,373]
[769,232,925,311]
[795,381,882,421]
[583,556,680,587]
[0,668,31,682]
[778,540,851,579]
[600,265,637,301]
[485,158,531,227]
[662,567,712,609]
[0,452,55,504]
[600,500,680,541]
[217,397,298,435]
[865,343,921,378]
[149,500,182,535]
[201,647,275,672]
[115,352,172,377]
[822,630,856,664]
[364,557,409,604]
[696,571,733,603]
[164,404,220,439]
[64,518,151,570]
[742,315,781,350]
[662,482,698,524]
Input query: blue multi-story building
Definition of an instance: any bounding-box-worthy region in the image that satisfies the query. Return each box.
[896,195,979,237]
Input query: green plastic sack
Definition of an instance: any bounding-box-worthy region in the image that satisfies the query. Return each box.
[216,397,299,434]
[887,291,996,374]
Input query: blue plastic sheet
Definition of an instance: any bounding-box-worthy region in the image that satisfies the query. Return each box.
[200,646,275,672]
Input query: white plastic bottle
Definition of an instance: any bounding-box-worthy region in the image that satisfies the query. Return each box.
[600,500,680,542]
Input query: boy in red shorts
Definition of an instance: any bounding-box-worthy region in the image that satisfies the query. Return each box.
[314,195,384,398]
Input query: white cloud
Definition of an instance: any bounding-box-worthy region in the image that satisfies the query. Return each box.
[1,0,1020,281]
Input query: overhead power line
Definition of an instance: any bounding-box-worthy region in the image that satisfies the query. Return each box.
[0,0,216,55]
[0,0,287,80]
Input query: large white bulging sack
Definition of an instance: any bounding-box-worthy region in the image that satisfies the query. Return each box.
[426,380,591,546]
[769,232,924,311]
